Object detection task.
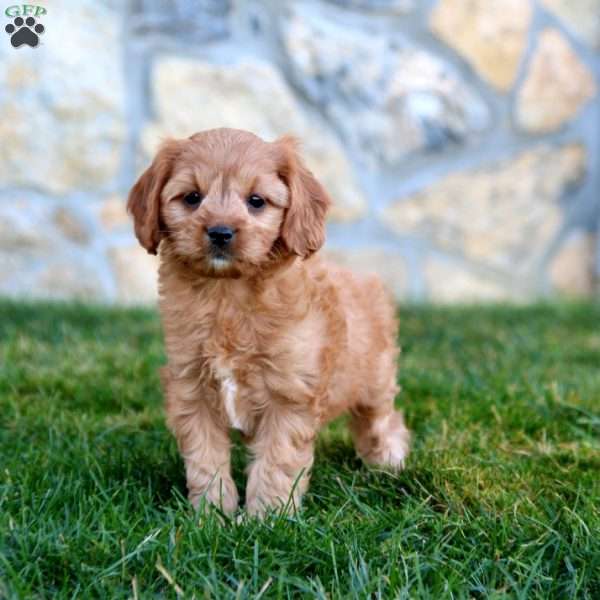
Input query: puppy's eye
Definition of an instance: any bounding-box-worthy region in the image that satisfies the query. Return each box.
[183,191,203,208]
[247,194,266,210]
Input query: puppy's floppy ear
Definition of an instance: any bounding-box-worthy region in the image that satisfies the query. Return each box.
[127,140,182,255]
[275,136,331,259]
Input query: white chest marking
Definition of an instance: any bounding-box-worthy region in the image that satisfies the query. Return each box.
[221,374,244,432]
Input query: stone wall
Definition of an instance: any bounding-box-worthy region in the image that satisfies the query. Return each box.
[1,0,599,303]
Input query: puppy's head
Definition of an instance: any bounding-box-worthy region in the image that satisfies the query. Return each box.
[127,128,331,278]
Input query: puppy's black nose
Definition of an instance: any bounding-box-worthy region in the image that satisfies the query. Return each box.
[207,225,235,247]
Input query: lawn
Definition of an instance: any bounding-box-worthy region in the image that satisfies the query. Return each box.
[1,300,599,598]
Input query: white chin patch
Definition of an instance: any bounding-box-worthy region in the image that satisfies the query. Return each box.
[210,257,231,270]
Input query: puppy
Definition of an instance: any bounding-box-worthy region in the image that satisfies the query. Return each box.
[128,128,410,517]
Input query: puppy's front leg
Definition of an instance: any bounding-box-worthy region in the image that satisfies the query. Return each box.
[245,406,316,517]
[164,373,238,514]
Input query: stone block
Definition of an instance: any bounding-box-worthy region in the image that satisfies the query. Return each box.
[515,29,597,133]
[0,0,126,194]
[282,4,490,166]
[430,0,533,90]
[383,145,586,273]
[323,246,409,298]
[549,231,596,295]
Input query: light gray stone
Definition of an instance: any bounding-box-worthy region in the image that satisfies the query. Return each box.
[0,254,33,298]
[0,0,126,195]
[109,244,159,305]
[34,258,107,301]
[540,0,600,49]
[129,0,230,41]
[53,206,90,245]
[0,196,106,300]
[424,257,520,303]
[0,198,58,253]
[548,231,596,296]
[282,4,490,167]
[430,0,533,91]
[324,0,413,13]
[143,56,367,222]
[515,29,597,133]
[97,195,130,232]
[323,246,409,298]
[383,145,587,273]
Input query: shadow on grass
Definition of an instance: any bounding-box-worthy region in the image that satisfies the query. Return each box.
[88,427,435,516]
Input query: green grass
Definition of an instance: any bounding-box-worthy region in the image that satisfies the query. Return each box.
[1,300,599,598]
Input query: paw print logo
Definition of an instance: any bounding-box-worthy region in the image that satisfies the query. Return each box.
[5,16,44,48]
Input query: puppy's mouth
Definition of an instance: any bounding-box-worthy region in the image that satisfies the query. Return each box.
[205,248,239,276]
[209,254,232,270]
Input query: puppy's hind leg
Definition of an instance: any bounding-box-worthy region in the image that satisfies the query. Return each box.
[350,379,410,471]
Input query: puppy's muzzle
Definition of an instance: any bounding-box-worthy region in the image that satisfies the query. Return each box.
[207,225,235,249]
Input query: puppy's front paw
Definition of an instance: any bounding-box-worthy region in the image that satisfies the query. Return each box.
[245,497,271,520]
[245,488,301,519]
[245,496,294,520]
[189,479,239,515]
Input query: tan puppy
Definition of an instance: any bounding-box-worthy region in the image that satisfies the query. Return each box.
[128,128,410,517]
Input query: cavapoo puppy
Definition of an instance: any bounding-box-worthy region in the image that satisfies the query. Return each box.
[128,128,410,517]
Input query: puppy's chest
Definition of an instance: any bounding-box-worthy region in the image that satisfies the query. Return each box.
[206,318,268,434]
[194,306,322,432]
[213,364,247,433]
